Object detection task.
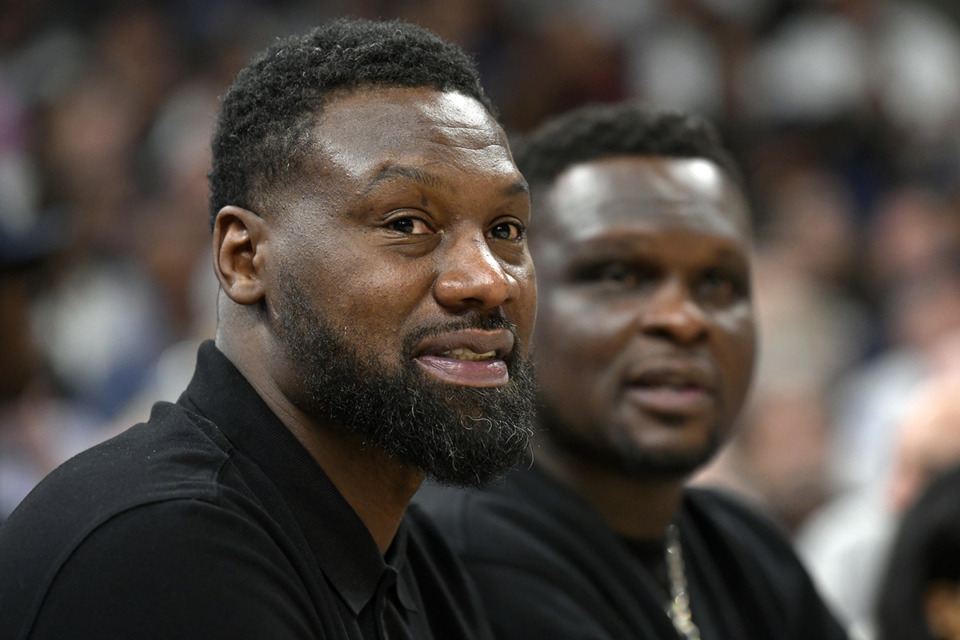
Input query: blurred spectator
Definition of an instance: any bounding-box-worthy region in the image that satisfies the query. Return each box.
[747,0,960,145]
[626,0,773,122]
[797,356,960,638]
[864,185,960,299]
[0,221,105,523]
[832,252,960,494]
[888,371,960,514]
[876,464,960,640]
[133,81,219,338]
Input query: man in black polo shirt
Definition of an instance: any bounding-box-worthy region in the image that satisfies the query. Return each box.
[419,103,849,639]
[0,18,537,639]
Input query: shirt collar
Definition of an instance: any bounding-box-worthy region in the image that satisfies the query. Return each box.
[179,341,413,615]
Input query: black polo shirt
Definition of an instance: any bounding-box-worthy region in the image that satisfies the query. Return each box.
[0,341,493,640]
[418,464,849,639]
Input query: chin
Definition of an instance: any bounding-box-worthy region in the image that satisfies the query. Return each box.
[611,433,722,481]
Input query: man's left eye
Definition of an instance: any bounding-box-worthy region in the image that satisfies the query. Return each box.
[489,221,524,241]
[697,269,748,306]
[388,217,433,235]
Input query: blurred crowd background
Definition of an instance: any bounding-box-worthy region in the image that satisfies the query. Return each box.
[4,0,960,637]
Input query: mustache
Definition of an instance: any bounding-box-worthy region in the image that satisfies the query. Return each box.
[402,312,521,359]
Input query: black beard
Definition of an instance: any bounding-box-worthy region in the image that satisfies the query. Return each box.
[537,400,721,481]
[271,278,537,487]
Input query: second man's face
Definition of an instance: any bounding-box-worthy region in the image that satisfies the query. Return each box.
[531,156,757,479]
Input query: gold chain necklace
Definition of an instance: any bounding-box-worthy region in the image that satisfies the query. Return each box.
[664,524,702,640]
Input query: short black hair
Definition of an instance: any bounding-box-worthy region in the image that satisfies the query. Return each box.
[208,17,495,228]
[511,102,743,192]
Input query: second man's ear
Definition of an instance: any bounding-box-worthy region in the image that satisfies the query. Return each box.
[213,205,269,306]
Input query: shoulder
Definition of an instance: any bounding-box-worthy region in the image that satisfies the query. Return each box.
[682,487,849,638]
[413,472,653,640]
[2,401,232,551]
[0,403,306,639]
[414,469,588,565]
[685,487,791,541]
[683,487,803,565]
[3,497,317,640]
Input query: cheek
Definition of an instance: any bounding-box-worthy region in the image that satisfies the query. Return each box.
[282,260,422,355]
[534,294,634,395]
[334,255,434,328]
[715,311,757,410]
[508,261,538,354]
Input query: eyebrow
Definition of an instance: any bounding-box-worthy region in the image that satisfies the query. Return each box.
[571,234,749,265]
[365,165,442,193]
[362,163,530,198]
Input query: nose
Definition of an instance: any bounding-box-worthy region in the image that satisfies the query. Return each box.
[639,278,709,344]
[433,235,517,312]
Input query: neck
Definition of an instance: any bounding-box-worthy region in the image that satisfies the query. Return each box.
[534,435,684,540]
[218,333,421,555]
[285,417,425,554]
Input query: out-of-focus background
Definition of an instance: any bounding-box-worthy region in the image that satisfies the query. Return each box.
[3,0,960,636]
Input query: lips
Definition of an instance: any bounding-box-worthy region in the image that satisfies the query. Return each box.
[413,329,515,388]
[629,361,715,390]
[625,359,718,416]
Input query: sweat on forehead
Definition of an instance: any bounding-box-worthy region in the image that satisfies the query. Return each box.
[207,17,496,229]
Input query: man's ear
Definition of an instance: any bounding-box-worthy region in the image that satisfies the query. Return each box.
[213,206,268,305]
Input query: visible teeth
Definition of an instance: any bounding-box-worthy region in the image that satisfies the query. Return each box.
[443,347,496,361]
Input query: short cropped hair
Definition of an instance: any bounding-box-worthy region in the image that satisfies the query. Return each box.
[208,17,495,227]
[511,102,743,192]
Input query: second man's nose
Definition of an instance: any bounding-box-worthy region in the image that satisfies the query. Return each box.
[638,278,709,344]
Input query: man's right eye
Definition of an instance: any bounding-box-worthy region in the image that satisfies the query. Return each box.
[573,262,622,284]
[388,217,433,235]
[573,261,656,292]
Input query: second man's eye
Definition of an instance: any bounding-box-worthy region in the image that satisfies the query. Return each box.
[697,269,748,307]
[595,263,643,289]
[389,217,433,235]
[490,221,524,241]
[573,261,657,293]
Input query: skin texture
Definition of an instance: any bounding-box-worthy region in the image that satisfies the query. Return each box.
[531,155,756,539]
[212,87,536,552]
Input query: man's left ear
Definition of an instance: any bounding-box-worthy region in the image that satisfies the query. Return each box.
[213,205,268,305]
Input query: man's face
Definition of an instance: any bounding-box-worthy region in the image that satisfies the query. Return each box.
[263,87,537,486]
[532,156,756,480]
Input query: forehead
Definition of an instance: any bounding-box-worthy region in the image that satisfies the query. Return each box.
[308,86,514,184]
[536,156,750,246]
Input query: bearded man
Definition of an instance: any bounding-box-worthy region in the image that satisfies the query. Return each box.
[0,18,537,640]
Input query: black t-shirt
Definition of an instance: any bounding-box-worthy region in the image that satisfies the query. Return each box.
[417,464,849,640]
[0,341,492,640]
[619,537,670,602]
